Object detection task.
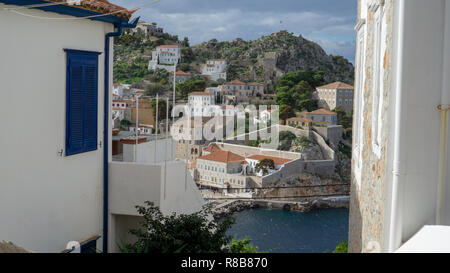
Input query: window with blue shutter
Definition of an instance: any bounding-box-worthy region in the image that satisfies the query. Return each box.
[65,49,101,156]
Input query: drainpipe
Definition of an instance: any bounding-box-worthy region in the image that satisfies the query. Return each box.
[103,24,122,253]
[436,1,450,226]
[103,17,139,253]
[388,0,407,253]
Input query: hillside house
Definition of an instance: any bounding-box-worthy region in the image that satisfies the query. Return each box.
[0,0,203,253]
[201,59,227,81]
[148,44,181,72]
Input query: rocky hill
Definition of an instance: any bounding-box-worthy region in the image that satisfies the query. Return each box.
[113,30,354,91]
[190,31,354,85]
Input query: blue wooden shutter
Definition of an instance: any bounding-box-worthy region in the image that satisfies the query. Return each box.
[65,50,100,156]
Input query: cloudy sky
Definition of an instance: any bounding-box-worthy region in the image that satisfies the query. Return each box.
[111,0,357,62]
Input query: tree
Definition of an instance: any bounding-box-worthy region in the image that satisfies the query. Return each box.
[275,70,324,113]
[145,83,164,97]
[279,105,295,121]
[181,37,190,47]
[176,79,206,99]
[151,99,167,126]
[333,241,348,253]
[255,158,275,175]
[118,202,260,253]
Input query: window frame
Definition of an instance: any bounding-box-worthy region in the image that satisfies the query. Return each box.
[64,49,101,157]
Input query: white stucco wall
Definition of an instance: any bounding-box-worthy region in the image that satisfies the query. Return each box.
[0,5,114,252]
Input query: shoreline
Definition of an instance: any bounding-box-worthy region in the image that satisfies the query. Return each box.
[210,196,349,219]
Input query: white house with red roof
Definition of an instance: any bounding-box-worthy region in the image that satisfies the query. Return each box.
[196,150,249,193]
[245,154,293,177]
[170,70,192,83]
[148,44,181,72]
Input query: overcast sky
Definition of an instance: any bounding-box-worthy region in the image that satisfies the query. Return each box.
[111,0,357,62]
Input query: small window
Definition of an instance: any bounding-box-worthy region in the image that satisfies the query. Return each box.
[65,49,101,156]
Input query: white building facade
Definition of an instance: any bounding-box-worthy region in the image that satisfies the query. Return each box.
[201,59,227,81]
[148,44,181,72]
[188,92,216,117]
[0,0,135,253]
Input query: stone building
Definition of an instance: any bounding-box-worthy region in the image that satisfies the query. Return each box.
[218,80,264,102]
[350,0,450,253]
[315,81,354,113]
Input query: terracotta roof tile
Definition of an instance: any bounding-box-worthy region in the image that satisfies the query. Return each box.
[156,44,180,48]
[246,155,292,165]
[49,0,135,19]
[171,70,191,76]
[189,91,213,96]
[198,150,246,163]
[225,80,246,85]
[204,143,222,153]
[309,108,336,115]
[317,81,354,90]
[286,117,313,123]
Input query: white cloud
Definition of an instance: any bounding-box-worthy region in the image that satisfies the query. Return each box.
[114,1,356,62]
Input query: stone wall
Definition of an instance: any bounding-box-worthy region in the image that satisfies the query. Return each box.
[349,0,394,253]
[213,142,302,160]
[313,125,344,145]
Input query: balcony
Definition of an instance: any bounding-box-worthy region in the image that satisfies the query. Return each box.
[108,135,204,252]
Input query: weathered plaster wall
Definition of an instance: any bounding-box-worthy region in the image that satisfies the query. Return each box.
[349,0,394,253]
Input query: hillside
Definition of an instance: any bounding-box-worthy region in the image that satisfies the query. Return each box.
[189,31,354,87]
[113,30,354,92]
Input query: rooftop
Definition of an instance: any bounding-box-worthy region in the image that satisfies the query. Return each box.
[317,81,354,90]
[286,116,313,123]
[189,91,213,96]
[246,154,293,165]
[309,108,337,115]
[198,150,246,164]
[156,44,180,48]
[171,70,191,76]
[48,0,135,19]
[203,143,222,153]
[225,80,246,85]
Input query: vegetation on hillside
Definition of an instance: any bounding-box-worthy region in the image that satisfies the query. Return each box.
[276,70,323,119]
[114,30,354,92]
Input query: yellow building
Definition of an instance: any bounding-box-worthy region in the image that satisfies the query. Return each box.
[130,98,154,127]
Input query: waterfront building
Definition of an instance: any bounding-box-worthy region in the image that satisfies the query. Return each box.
[350,0,450,253]
[196,150,249,193]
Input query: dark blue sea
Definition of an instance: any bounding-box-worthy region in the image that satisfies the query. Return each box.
[227,208,349,253]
